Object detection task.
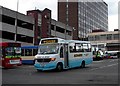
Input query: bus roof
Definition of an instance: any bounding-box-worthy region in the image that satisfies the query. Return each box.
[40,37,91,44]
[64,40,91,44]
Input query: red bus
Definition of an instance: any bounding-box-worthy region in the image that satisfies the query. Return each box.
[0,42,22,68]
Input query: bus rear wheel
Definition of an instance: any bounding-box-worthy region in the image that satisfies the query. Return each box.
[56,63,63,72]
[80,61,85,68]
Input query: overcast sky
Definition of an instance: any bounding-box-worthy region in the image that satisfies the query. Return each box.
[0,0,119,31]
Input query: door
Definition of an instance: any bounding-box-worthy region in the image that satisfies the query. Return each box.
[63,44,69,68]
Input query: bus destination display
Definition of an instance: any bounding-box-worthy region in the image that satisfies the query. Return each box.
[41,39,58,44]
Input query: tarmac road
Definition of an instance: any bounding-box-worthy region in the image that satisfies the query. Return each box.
[1,59,119,85]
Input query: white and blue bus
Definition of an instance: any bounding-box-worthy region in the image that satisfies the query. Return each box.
[34,38,93,71]
[21,46,38,64]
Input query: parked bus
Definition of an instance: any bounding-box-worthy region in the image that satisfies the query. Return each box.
[34,38,93,71]
[21,46,38,64]
[0,42,22,68]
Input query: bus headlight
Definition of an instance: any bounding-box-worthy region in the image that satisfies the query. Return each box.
[35,59,38,63]
[35,55,38,59]
[50,58,56,61]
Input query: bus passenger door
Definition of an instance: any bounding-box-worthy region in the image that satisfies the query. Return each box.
[63,44,69,68]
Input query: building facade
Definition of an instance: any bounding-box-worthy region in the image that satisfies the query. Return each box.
[51,19,72,39]
[0,6,35,46]
[1,6,72,45]
[58,0,108,40]
[88,29,120,51]
[27,9,72,45]
[27,9,51,45]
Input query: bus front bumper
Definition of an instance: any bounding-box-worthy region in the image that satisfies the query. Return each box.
[34,62,57,71]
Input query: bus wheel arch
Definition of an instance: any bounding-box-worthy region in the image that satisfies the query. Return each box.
[80,60,85,68]
[56,62,63,72]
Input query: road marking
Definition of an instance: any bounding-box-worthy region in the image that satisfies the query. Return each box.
[109,59,118,62]
[93,59,118,63]
[93,61,103,63]
[90,63,118,71]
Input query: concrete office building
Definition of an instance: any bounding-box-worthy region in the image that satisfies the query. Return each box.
[88,29,120,51]
[0,6,72,45]
[58,0,108,40]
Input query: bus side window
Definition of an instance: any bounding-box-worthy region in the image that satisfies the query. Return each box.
[33,49,38,56]
[25,49,32,56]
[60,47,63,58]
[88,44,91,52]
[69,46,76,53]
[69,46,73,52]
[21,49,24,56]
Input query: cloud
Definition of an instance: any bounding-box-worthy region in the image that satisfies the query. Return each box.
[103,0,119,31]
[0,0,57,19]
[19,0,57,19]
[33,0,57,20]
[108,14,118,31]
[104,0,118,15]
[0,0,18,11]
[0,0,119,31]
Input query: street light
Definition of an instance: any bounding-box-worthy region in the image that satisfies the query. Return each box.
[14,0,19,42]
[72,27,76,39]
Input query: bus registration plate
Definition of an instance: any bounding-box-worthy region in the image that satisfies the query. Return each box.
[10,60,20,64]
[41,63,45,67]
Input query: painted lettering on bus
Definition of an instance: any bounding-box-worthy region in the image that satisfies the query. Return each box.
[74,54,82,57]
[84,54,89,56]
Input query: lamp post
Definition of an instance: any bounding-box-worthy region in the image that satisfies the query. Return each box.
[55,20,57,37]
[72,27,76,39]
[65,25,67,40]
[65,0,68,40]
[14,0,19,42]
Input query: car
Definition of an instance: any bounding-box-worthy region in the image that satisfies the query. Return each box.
[104,51,119,59]
[103,52,111,59]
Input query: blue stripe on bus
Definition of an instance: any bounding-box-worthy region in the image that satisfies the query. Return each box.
[22,60,34,64]
[21,46,38,49]
[34,62,57,71]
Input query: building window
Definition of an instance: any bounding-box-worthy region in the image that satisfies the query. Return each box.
[88,36,93,41]
[17,34,33,43]
[56,26,65,33]
[17,20,33,30]
[113,34,119,40]
[66,30,72,36]
[95,35,100,41]
[100,35,106,40]
[51,25,54,30]
[2,31,14,40]
[107,34,112,40]
[2,15,15,25]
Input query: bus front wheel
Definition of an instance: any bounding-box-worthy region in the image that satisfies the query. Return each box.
[56,63,63,72]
